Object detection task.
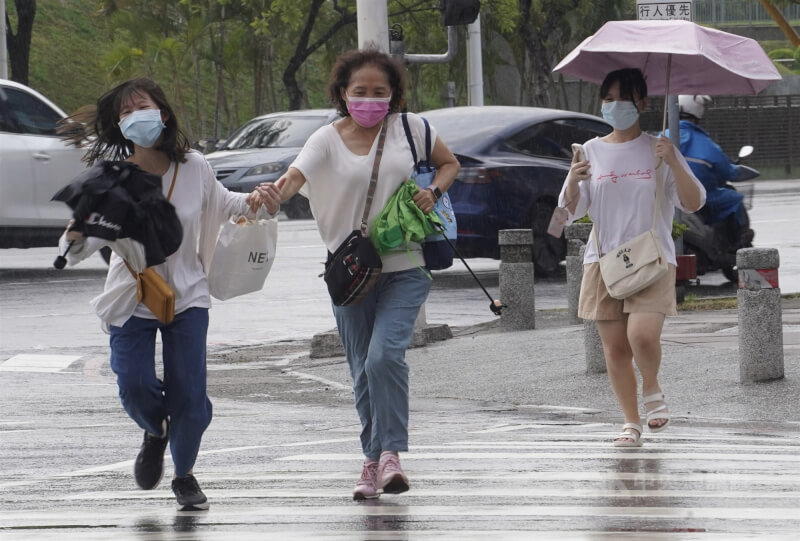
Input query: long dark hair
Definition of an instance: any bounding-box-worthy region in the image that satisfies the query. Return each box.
[327,49,406,117]
[60,78,189,165]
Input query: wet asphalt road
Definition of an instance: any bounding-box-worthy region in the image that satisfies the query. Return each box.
[2,356,799,540]
[1,187,800,539]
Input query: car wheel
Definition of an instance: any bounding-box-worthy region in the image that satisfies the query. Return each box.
[284,195,313,220]
[722,266,738,283]
[99,246,112,265]
[530,200,565,277]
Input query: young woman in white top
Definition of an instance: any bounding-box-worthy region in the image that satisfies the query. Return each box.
[261,50,460,500]
[58,78,281,510]
[558,68,706,447]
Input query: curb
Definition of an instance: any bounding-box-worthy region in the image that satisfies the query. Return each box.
[309,323,453,359]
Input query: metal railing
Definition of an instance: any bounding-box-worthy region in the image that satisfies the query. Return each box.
[641,95,800,177]
[694,0,800,25]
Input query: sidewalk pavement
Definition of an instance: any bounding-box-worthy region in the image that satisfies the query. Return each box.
[300,297,800,432]
[752,177,799,195]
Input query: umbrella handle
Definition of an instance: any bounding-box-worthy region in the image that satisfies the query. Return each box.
[54,240,74,270]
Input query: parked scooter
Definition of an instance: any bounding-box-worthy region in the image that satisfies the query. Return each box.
[682,145,759,283]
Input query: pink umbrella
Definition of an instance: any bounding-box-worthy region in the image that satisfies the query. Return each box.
[553,19,782,97]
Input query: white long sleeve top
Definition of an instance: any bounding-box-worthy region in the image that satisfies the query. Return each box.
[59,150,272,327]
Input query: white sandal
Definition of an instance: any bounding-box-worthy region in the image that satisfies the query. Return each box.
[613,422,643,448]
[643,392,671,433]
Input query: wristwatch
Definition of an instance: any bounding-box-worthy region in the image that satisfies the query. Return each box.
[428,185,443,200]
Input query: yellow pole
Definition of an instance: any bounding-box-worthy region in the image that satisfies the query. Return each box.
[759,0,800,48]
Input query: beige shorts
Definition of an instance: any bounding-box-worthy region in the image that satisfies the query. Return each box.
[578,263,677,321]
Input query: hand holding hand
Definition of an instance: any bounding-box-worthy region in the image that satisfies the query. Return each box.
[412,186,438,214]
[256,182,282,215]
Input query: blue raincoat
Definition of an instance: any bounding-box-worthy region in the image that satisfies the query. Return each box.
[668,120,744,225]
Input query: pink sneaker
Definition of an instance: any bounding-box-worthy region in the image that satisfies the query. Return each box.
[377,453,409,494]
[353,460,379,501]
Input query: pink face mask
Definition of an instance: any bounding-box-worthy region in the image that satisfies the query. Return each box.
[346,95,391,128]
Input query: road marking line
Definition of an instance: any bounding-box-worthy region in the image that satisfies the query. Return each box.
[0,354,81,372]
[276,451,800,462]
[465,430,800,443]
[283,369,351,390]
[0,530,781,541]
[60,487,800,501]
[0,436,361,489]
[193,470,800,484]
[412,442,800,451]
[2,505,798,522]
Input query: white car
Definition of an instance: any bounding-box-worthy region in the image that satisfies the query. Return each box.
[0,78,87,249]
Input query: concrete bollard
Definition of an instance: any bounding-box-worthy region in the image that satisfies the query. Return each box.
[577,244,607,374]
[565,223,593,325]
[498,229,535,330]
[737,248,784,383]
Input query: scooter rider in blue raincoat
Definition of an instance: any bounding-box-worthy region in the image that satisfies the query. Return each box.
[674,95,745,227]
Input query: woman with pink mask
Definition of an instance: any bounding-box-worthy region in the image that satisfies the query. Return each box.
[261,49,459,500]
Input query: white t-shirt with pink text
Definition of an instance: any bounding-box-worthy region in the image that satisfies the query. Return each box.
[558,133,706,266]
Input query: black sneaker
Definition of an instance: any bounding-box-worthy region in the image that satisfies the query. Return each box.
[133,419,169,490]
[172,474,210,511]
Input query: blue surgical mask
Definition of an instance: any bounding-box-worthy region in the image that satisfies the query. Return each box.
[601,100,640,131]
[119,109,165,148]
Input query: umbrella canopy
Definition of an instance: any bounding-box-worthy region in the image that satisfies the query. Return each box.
[52,161,183,267]
[553,19,782,96]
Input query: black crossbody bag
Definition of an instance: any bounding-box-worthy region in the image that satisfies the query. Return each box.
[323,121,388,306]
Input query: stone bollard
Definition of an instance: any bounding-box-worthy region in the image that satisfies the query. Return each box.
[565,223,593,325]
[578,244,607,374]
[737,248,784,383]
[498,229,535,330]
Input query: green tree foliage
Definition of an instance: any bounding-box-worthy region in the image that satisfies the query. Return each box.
[9,0,642,142]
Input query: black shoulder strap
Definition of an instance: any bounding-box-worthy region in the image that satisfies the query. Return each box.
[421,116,432,168]
[401,112,419,172]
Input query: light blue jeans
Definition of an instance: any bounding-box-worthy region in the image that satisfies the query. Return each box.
[332,268,432,460]
[109,307,212,477]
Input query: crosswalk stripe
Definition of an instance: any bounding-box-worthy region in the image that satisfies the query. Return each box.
[4,532,777,541]
[413,442,800,451]
[3,420,798,538]
[3,505,799,522]
[276,451,800,462]
[57,487,800,501]
[0,353,81,373]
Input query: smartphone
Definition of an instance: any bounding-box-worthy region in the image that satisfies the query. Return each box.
[571,143,584,161]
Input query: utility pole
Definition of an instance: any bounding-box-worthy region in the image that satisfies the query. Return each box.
[1,0,8,79]
[467,14,483,106]
[356,0,389,52]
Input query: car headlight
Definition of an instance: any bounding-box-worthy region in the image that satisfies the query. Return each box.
[244,162,285,176]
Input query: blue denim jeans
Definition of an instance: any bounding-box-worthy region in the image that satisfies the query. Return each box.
[109,307,212,477]
[332,268,432,460]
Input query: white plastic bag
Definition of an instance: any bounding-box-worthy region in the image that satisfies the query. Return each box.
[208,213,277,300]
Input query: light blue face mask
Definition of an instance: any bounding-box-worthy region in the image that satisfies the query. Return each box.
[119,108,165,148]
[601,100,640,131]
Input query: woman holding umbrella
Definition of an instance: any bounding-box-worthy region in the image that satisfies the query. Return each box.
[58,78,282,510]
[558,68,705,447]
